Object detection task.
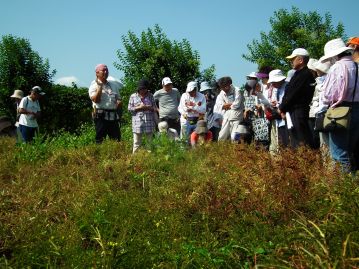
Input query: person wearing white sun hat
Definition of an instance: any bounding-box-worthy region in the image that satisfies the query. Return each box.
[267,69,289,152]
[321,38,359,172]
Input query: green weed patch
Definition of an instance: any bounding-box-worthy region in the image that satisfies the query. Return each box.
[1,133,358,268]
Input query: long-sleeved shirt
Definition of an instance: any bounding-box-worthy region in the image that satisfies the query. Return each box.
[279,66,315,113]
[213,86,244,122]
[323,56,359,107]
[178,92,206,120]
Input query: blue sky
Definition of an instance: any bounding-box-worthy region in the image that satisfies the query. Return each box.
[0,0,357,88]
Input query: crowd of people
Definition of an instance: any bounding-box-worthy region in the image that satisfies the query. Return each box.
[9,37,359,173]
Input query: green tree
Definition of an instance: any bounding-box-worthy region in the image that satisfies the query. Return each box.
[0,35,56,91]
[243,7,346,71]
[114,24,215,99]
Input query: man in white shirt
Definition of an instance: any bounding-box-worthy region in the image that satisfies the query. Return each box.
[214,77,244,141]
[18,86,45,142]
[89,64,123,143]
[178,81,206,139]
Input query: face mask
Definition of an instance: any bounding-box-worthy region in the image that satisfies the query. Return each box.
[246,80,257,89]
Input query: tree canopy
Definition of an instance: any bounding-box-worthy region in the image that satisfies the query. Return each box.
[243,7,346,71]
[114,24,215,95]
[0,35,56,92]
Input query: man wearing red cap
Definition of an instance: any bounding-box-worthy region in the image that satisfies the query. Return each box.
[347,37,359,63]
[89,64,123,143]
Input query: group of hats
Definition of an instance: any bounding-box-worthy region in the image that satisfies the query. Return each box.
[10,86,45,99]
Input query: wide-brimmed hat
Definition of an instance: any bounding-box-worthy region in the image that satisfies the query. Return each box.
[200,81,212,92]
[162,77,172,86]
[10,89,24,99]
[267,69,286,83]
[195,120,208,134]
[31,86,45,96]
[186,81,198,93]
[321,38,353,62]
[314,56,332,74]
[246,72,258,79]
[286,48,309,59]
[307,58,318,71]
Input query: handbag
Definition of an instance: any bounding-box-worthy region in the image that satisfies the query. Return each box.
[264,107,281,121]
[323,62,358,132]
[323,106,350,131]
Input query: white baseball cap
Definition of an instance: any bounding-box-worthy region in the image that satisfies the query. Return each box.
[162,77,172,86]
[286,48,309,59]
[186,81,198,92]
[267,69,286,83]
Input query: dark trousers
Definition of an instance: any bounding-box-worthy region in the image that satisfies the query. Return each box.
[308,118,320,149]
[278,125,289,148]
[289,108,314,148]
[94,118,121,143]
[160,117,180,134]
[19,124,37,143]
[209,126,221,141]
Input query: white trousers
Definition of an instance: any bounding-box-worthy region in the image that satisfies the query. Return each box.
[218,120,240,141]
[133,132,153,153]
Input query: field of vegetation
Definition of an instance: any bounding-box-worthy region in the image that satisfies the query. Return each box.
[1,126,359,268]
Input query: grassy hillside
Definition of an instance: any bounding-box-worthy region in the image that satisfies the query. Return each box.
[1,129,359,268]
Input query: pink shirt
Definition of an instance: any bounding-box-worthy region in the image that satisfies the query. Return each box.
[323,56,359,107]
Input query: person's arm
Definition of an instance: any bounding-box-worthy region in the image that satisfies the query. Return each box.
[18,98,33,115]
[90,80,103,103]
[195,94,207,114]
[231,87,244,110]
[178,93,188,115]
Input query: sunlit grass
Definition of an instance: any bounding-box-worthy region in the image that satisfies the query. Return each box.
[0,128,358,268]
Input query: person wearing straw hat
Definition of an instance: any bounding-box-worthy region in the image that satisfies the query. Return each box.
[10,89,24,142]
[279,48,316,149]
[321,38,359,172]
[18,86,45,142]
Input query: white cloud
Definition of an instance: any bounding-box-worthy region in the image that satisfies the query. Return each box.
[55,76,80,87]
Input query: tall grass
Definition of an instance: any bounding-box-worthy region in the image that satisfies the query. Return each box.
[0,129,358,268]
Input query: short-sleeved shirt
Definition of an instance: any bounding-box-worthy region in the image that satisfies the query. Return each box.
[18,96,41,128]
[89,80,122,110]
[153,88,181,119]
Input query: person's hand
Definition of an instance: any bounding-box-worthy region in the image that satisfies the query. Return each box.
[223,103,232,110]
[254,83,261,93]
